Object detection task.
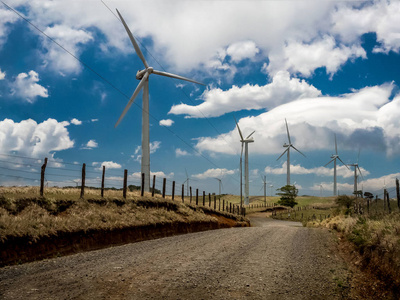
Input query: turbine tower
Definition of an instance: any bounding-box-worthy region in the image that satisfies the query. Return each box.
[324,134,348,196]
[234,117,255,206]
[214,177,223,198]
[277,119,305,186]
[347,151,363,196]
[114,9,204,192]
[261,175,267,205]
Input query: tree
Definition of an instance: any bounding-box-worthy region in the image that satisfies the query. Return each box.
[364,192,373,200]
[276,185,298,208]
[336,195,354,209]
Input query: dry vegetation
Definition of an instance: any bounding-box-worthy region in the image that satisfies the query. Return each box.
[0,187,246,242]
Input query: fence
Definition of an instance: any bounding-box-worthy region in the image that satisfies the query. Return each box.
[0,155,250,216]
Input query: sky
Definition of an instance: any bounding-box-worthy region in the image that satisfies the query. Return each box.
[0,0,400,198]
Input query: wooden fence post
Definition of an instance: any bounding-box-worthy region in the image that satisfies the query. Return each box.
[101,165,105,198]
[214,194,216,210]
[203,191,205,206]
[123,169,127,199]
[80,163,86,199]
[182,184,185,202]
[196,189,199,205]
[40,157,48,196]
[384,189,387,211]
[396,178,400,210]
[230,203,232,213]
[152,175,156,197]
[219,198,221,211]
[190,186,192,203]
[162,178,166,198]
[222,199,225,211]
[387,190,392,214]
[172,181,175,200]
[141,173,145,197]
[208,193,211,207]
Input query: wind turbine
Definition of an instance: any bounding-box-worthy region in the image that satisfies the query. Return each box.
[261,175,267,205]
[114,9,204,192]
[214,177,223,198]
[234,117,255,206]
[324,134,349,196]
[347,150,364,197]
[277,119,305,186]
[183,169,196,197]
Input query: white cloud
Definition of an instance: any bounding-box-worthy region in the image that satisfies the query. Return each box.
[0,118,74,158]
[150,141,161,154]
[0,69,5,80]
[169,71,321,118]
[10,70,48,103]
[332,1,400,54]
[159,119,174,127]
[0,8,18,48]
[91,119,99,122]
[226,40,260,62]
[175,148,189,157]
[83,139,98,149]
[70,118,82,125]
[193,168,235,180]
[129,171,174,180]
[267,36,366,77]
[97,161,122,170]
[195,84,400,156]
[42,25,93,74]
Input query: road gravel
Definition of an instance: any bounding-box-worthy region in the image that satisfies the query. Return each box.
[0,213,351,299]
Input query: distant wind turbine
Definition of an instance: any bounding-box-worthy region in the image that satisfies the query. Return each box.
[277,119,306,186]
[324,134,349,196]
[234,117,255,206]
[261,175,267,205]
[347,150,364,196]
[183,169,196,197]
[214,177,223,198]
[114,9,204,192]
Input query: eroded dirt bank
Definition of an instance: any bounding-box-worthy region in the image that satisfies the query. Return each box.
[0,213,352,299]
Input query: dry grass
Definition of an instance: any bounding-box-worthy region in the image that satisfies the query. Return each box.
[0,187,225,242]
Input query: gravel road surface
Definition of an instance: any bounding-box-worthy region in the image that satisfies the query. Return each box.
[0,213,351,299]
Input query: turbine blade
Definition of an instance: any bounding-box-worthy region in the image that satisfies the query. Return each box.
[357,148,361,164]
[246,130,255,139]
[335,133,338,155]
[337,156,350,169]
[285,118,291,145]
[185,168,188,179]
[152,70,205,85]
[324,158,335,167]
[116,9,149,69]
[240,142,244,157]
[357,166,364,180]
[277,148,289,161]
[291,145,306,157]
[234,117,244,141]
[115,72,149,127]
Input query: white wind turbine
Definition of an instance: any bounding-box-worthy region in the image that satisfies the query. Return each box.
[277,119,305,186]
[114,9,204,192]
[234,117,255,206]
[324,134,349,196]
[347,150,364,197]
[214,177,223,198]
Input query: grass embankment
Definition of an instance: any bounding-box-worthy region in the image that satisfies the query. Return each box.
[0,187,248,243]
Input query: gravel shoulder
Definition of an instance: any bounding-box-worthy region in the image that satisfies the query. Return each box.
[0,213,351,299]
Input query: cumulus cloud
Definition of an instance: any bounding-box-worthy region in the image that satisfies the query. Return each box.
[195,83,400,156]
[96,161,122,170]
[175,148,189,157]
[83,139,98,149]
[159,119,174,127]
[267,36,366,77]
[70,118,82,125]
[0,8,18,48]
[226,40,260,62]
[169,71,321,118]
[42,25,93,74]
[0,69,5,80]
[193,168,235,180]
[129,171,174,180]
[10,70,48,103]
[0,118,74,158]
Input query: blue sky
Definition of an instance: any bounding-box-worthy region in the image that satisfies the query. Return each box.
[1,0,400,197]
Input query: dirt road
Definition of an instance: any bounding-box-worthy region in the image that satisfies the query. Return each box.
[0,213,351,299]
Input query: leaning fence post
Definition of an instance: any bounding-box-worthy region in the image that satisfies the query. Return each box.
[40,157,48,196]
[172,181,175,200]
[141,173,145,197]
[101,165,105,197]
[123,169,127,199]
[196,189,199,205]
[162,178,166,198]
[80,163,86,199]
[152,175,156,197]
[182,184,185,202]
